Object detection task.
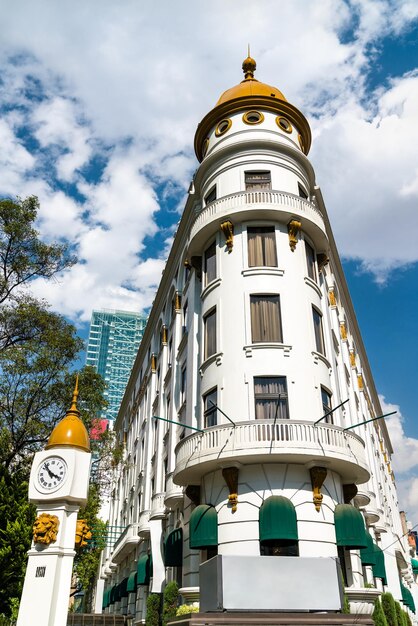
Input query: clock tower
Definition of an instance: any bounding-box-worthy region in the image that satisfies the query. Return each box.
[17,378,92,626]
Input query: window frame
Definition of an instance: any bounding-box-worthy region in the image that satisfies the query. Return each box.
[312,306,326,355]
[305,240,317,281]
[245,170,272,191]
[250,294,283,343]
[204,240,217,286]
[321,386,333,424]
[254,375,289,420]
[204,307,217,360]
[203,387,218,428]
[204,186,217,205]
[247,225,278,267]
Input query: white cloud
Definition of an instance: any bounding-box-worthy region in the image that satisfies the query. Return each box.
[380,395,418,523]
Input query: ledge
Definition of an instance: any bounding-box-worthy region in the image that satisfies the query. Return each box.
[244,343,292,357]
[242,268,285,278]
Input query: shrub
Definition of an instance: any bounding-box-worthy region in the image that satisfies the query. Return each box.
[162,581,179,626]
[395,602,406,626]
[146,593,161,626]
[381,593,398,626]
[404,611,413,626]
[176,604,200,616]
[373,598,388,626]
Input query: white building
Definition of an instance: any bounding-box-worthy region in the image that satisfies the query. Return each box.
[101,56,417,624]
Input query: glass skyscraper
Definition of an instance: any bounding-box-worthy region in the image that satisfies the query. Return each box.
[86,309,147,421]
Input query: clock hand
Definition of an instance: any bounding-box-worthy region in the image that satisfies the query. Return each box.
[45,463,60,480]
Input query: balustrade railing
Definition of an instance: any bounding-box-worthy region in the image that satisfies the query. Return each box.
[190,190,324,239]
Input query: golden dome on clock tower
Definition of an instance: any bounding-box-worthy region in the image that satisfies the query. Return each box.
[46,376,91,452]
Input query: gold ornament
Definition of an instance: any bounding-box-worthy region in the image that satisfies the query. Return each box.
[33,513,60,545]
[75,519,92,549]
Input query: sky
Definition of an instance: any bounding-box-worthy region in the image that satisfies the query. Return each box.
[0,0,417,521]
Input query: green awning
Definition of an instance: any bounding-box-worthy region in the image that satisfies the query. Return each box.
[412,558,418,575]
[165,528,183,567]
[360,531,377,566]
[137,554,152,585]
[110,584,117,604]
[114,582,121,602]
[334,504,368,549]
[372,545,387,585]
[119,577,128,598]
[127,570,137,592]
[102,589,109,609]
[189,504,218,550]
[401,583,416,613]
[259,496,298,544]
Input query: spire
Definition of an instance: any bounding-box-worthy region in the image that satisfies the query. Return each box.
[45,375,90,452]
[242,47,257,81]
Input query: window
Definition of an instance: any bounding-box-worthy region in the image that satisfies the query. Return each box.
[312,307,325,355]
[203,388,217,427]
[204,308,216,359]
[182,301,188,335]
[298,183,308,199]
[181,367,187,404]
[250,295,282,343]
[254,376,289,420]
[305,241,317,281]
[204,241,216,285]
[204,186,216,205]
[247,226,277,267]
[245,171,271,191]
[259,496,298,556]
[321,387,333,424]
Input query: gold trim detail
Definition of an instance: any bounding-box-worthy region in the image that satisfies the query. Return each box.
[343,483,358,504]
[242,110,264,125]
[287,219,301,252]
[202,138,209,157]
[328,289,336,307]
[298,133,305,152]
[174,292,182,311]
[220,220,234,252]
[309,466,327,512]
[161,325,168,345]
[222,467,239,513]
[357,374,364,390]
[151,353,157,373]
[215,119,232,137]
[340,322,347,341]
[33,513,60,545]
[75,519,92,550]
[276,116,293,133]
[349,350,356,368]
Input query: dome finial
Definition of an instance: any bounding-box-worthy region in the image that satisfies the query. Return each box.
[242,46,256,81]
[68,374,80,416]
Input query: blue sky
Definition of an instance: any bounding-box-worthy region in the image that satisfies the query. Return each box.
[0,0,417,517]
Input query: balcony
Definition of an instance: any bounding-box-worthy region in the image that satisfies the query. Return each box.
[189,190,327,252]
[138,510,150,537]
[111,523,140,565]
[149,492,166,520]
[165,472,184,510]
[174,420,370,486]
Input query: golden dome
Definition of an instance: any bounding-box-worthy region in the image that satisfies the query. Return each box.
[194,55,311,162]
[46,376,90,453]
[216,55,287,106]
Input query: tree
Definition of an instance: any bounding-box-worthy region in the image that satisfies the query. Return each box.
[146,594,161,626]
[0,196,75,353]
[382,593,398,626]
[373,598,389,626]
[162,581,179,626]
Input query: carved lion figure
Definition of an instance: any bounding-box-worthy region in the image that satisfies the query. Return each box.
[75,519,92,549]
[33,513,60,545]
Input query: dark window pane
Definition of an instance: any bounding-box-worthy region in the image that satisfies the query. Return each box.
[321,387,333,424]
[305,241,317,281]
[205,187,216,204]
[203,388,217,427]
[205,241,216,285]
[204,309,216,359]
[245,171,272,191]
[312,307,325,355]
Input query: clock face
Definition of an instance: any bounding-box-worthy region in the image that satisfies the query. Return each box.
[37,456,67,492]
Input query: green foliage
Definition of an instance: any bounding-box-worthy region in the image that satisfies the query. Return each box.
[373,598,389,626]
[162,581,179,626]
[342,595,351,614]
[404,610,413,626]
[381,593,398,626]
[146,593,161,626]
[0,466,35,619]
[395,602,406,626]
[176,604,199,616]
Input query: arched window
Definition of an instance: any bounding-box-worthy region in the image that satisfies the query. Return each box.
[165,527,183,567]
[259,496,298,556]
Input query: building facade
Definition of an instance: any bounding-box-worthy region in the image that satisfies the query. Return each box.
[86,309,148,422]
[101,57,417,623]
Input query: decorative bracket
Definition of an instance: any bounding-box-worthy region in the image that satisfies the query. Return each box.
[340,322,347,341]
[343,483,358,504]
[287,219,301,252]
[222,466,239,512]
[220,220,234,253]
[161,325,168,345]
[328,289,336,307]
[185,485,201,506]
[317,253,329,272]
[174,292,182,311]
[309,466,327,512]
[151,353,157,372]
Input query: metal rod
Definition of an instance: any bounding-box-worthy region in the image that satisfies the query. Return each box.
[209,401,236,426]
[152,415,203,433]
[343,411,397,431]
[314,398,349,425]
